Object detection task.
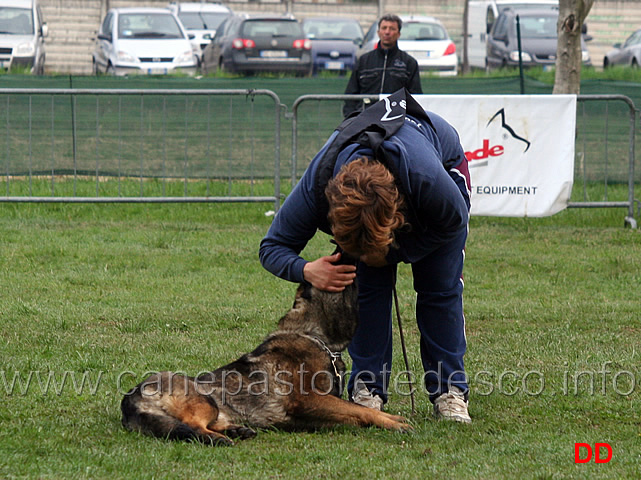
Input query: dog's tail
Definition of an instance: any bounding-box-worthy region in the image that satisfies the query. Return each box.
[120,386,232,446]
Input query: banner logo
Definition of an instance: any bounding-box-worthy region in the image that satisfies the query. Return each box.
[487,108,530,152]
[465,108,530,167]
[465,139,504,163]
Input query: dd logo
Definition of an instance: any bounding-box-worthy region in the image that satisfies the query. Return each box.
[575,443,612,463]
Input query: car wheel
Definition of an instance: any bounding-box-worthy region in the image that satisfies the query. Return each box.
[631,58,639,69]
[603,57,609,69]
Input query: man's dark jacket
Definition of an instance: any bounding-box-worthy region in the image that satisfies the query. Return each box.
[343,42,422,118]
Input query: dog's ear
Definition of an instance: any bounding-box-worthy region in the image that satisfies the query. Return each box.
[299,282,313,300]
[291,283,313,313]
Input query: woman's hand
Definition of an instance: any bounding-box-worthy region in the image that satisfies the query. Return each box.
[303,252,357,292]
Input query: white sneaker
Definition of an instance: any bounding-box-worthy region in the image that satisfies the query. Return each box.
[433,386,471,424]
[351,379,384,411]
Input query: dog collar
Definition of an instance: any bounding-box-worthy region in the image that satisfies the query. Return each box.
[305,334,343,380]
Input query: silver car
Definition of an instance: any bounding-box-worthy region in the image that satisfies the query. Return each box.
[168,2,233,66]
[0,0,48,74]
[92,7,197,76]
[603,29,641,68]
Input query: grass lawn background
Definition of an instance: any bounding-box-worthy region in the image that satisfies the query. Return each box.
[0,201,639,479]
[0,69,639,478]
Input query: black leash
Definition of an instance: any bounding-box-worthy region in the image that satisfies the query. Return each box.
[392,277,416,416]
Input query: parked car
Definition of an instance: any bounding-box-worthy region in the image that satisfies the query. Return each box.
[201,13,312,76]
[358,15,457,76]
[486,8,592,70]
[92,7,197,76]
[301,16,363,74]
[167,1,233,65]
[466,0,558,69]
[603,28,641,68]
[0,0,48,74]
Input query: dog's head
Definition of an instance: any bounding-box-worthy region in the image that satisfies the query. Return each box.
[278,248,359,352]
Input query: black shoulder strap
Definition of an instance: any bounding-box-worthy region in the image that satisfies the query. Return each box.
[314,88,430,232]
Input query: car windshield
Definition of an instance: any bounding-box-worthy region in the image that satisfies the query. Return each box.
[177,12,229,30]
[623,30,641,48]
[402,22,447,41]
[519,15,557,38]
[303,19,362,42]
[241,20,301,37]
[118,13,184,39]
[0,7,34,35]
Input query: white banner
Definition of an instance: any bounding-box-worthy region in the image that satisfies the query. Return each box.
[412,95,577,217]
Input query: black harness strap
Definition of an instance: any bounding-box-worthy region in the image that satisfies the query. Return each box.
[314,88,432,233]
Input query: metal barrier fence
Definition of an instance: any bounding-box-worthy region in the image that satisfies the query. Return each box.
[571,95,637,229]
[292,94,638,228]
[1,89,638,227]
[0,88,283,211]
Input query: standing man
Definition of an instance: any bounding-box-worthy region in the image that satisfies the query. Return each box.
[260,89,472,423]
[343,14,422,118]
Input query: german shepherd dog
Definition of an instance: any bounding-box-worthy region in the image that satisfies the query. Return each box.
[121,252,411,446]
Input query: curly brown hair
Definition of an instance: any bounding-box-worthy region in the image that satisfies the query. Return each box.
[325,157,406,259]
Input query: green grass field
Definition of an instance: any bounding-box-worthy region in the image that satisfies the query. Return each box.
[0,199,639,479]
[0,70,639,478]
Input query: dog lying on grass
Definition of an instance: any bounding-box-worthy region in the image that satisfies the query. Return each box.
[121,251,411,445]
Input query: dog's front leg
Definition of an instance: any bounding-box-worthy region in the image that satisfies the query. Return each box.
[295,394,413,432]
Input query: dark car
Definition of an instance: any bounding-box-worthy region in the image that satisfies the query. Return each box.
[301,16,363,74]
[201,13,312,75]
[603,28,641,68]
[168,2,233,65]
[486,8,591,71]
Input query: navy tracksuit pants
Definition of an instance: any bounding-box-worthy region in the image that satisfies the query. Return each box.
[346,225,468,403]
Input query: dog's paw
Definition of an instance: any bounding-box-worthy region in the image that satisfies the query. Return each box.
[199,433,234,447]
[396,421,414,433]
[225,426,257,441]
[386,419,413,433]
[211,435,235,446]
[382,413,413,433]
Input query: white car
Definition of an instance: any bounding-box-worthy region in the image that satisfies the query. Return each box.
[92,7,197,76]
[358,15,458,76]
[0,0,48,74]
[168,2,232,65]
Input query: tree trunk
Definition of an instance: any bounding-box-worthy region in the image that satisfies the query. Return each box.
[553,0,595,94]
[462,0,470,74]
